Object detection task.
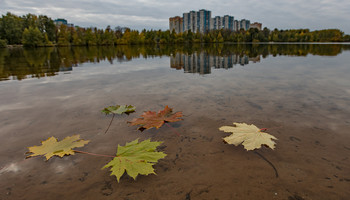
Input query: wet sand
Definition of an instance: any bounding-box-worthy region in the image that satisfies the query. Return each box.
[0,53,350,200]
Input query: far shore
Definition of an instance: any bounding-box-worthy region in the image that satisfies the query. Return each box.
[1,42,350,49]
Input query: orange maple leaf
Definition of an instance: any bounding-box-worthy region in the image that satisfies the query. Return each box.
[128,106,183,131]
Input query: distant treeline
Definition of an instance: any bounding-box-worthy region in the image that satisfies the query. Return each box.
[1,12,350,48]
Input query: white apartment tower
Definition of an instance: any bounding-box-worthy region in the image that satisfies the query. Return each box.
[183,9,211,33]
[211,16,222,30]
[198,9,211,33]
[240,19,250,31]
[222,15,234,31]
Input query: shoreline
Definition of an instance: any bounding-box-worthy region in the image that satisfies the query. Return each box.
[2,42,350,49]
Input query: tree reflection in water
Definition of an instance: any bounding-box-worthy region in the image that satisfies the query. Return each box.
[0,43,348,81]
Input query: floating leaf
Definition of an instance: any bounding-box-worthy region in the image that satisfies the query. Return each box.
[102,139,166,182]
[219,123,277,150]
[102,105,136,134]
[26,135,90,160]
[129,105,183,131]
[102,105,136,115]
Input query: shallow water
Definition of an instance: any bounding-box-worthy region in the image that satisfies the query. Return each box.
[0,44,349,200]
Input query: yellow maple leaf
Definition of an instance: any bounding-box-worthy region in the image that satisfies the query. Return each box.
[219,123,277,150]
[26,135,90,160]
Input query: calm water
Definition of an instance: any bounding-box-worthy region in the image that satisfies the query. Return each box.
[0,44,349,200]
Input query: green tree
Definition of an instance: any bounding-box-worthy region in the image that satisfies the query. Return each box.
[84,28,97,46]
[72,28,86,46]
[343,34,350,42]
[43,33,54,46]
[0,12,24,44]
[0,39,7,48]
[184,30,193,43]
[22,26,44,47]
[101,25,115,45]
[38,15,56,42]
[217,32,224,43]
[56,24,71,46]
[21,14,56,44]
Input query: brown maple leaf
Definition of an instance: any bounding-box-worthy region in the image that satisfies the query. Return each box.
[128,105,183,131]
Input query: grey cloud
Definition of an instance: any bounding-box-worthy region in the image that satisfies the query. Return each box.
[0,0,349,33]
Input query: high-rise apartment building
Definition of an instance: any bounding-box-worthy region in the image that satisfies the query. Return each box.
[170,10,257,33]
[210,15,234,31]
[250,22,262,30]
[211,16,222,30]
[183,12,190,32]
[240,19,250,31]
[183,9,211,33]
[234,20,239,31]
[180,18,184,33]
[169,16,183,34]
[222,15,234,31]
[54,18,74,28]
[189,11,197,32]
[198,9,211,33]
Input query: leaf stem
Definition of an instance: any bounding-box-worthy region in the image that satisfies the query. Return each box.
[104,113,115,134]
[254,151,279,178]
[260,126,283,132]
[73,150,117,158]
[165,123,181,137]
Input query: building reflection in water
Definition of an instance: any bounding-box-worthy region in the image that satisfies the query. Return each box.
[170,52,260,74]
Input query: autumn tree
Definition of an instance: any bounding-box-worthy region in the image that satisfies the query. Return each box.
[101,25,115,45]
[84,28,97,46]
[56,24,71,46]
[22,26,44,47]
[216,32,224,43]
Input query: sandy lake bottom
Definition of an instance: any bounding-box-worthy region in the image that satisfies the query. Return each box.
[0,45,349,200]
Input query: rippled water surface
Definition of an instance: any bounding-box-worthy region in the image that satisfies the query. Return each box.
[0,44,349,200]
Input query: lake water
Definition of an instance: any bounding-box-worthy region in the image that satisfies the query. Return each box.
[0,44,349,200]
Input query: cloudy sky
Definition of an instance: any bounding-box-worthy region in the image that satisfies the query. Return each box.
[1,0,350,33]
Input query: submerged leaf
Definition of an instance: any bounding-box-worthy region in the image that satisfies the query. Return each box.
[26,135,90,160]
[102,139,167,182]
[102,105,136,115]
[128,105,183,131]
[219,123,277,150]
